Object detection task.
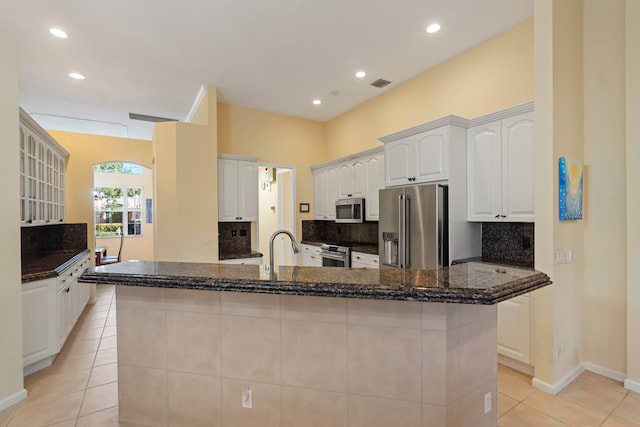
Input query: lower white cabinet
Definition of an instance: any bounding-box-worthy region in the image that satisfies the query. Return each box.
[351,252,379,268]
[301,244,322,267]
[22,253,91,374]
[219,257,263,265]
[497,293,531,364]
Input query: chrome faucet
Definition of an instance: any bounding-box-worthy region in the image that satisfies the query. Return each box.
[269,229,300,274]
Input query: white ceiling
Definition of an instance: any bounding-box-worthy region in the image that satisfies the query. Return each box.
[1,0,532,141]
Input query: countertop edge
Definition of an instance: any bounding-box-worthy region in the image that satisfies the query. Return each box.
[22,249,91,283]
[79,262,552,305]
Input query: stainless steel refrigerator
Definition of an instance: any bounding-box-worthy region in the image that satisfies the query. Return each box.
[379,183,448,269]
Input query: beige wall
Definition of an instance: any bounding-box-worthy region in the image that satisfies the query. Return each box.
[324,19,534,159]
[217,103,325,238]
[94,166,154,261]
[583,0,627,376]
[48,130,153,265]
[153,87,218,262]
[626,0,640,388]
[0,33,26,408]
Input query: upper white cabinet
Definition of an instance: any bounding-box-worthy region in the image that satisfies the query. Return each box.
[218,154,259,222]
[384,125,450,187]
[311,147,384,221]
[313,165,338,220]
[365,152,384,221]
[19,108,68,226]
[467,107,534,222]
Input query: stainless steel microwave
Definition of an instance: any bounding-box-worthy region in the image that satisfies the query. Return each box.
[335,198,365,223]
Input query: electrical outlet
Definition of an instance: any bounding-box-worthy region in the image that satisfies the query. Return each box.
[484,392,491,414]
[242,385,252,409]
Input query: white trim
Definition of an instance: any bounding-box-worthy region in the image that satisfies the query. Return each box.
[467,101,535,127]
[624,378,640,393]
[0,389,27,412]
[378,115,469,143]
[184,84,208,123]
[498,354,534,376]
[532,364,584,395]
[218,153,260,162]
[310,145,383,171]
[23,356,55,376]
[583,362,627,383]
[20,107,69,157]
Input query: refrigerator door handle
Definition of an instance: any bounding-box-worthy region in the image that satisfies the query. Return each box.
[399,194,410,268]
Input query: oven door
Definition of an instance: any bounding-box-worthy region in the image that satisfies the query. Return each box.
[320,251,348,267]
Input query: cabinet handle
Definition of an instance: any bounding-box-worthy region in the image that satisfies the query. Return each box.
[500,215,507,218]
[65,287,70,293]
[495,214,500,218]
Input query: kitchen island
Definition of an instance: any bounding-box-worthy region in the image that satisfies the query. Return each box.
[80,261,551,427]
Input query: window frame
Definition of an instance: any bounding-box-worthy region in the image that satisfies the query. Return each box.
[94,186,143,238]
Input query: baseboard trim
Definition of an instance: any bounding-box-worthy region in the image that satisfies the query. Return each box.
[23,356,55,376]
[582,362,627,383]
[624,378,640,393]
[0,389,27,412]
[532,364,584,395]
[498,354,534,376]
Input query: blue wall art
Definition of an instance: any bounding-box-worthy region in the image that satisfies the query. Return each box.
[559,157,583,220]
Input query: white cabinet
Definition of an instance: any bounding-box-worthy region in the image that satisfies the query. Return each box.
[497,293,531,364]
[19,108,68,226]
[23,253,90,375]
[351,251,379,268]
[312,147,384,221]
[218,155,259,222]
[365,152,384,221]
[301,244,322,267]
[22,278,57,368]
[384,125,449,187]
[467,110,534,222]
[313,166,338,220]
[338,159,366,199]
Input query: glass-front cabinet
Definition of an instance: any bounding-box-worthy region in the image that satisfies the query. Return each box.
[19,108,68,226]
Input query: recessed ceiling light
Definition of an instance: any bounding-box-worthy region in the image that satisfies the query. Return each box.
[312,99,322,105]
[49,28,68,39]
[426,23,441,34]
[69,72,85,80]
[355,71,366,78]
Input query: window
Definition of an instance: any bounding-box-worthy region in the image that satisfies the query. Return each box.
[94,187,142,237]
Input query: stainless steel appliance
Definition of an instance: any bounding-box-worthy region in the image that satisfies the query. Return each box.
[379,183,448,269]
[335,198,365,223]
[320,243,351,267]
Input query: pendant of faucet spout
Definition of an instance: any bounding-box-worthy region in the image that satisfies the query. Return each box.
[269,229,300,273]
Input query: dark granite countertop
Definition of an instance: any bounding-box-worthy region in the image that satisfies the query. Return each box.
[218,251,263,261]
[22,249,91,283]
[452,257,534,269]
[79,260,551,305]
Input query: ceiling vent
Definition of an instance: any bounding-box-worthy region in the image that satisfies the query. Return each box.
[370,78,391,88]
[129,113,177,123]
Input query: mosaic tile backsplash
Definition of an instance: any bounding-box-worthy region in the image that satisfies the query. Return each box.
[482,222,534,267]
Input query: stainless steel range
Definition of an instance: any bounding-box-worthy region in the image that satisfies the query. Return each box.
[319,244,351,267]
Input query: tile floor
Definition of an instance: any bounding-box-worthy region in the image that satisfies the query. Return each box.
[0,284,638,427]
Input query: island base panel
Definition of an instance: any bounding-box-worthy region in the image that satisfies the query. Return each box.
[116,285,498,427]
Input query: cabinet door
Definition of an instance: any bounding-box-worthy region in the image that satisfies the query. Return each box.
[337,163,352,198]
[313,169,329,220]
[218,158,239,221]
[237,161,258,221]
[497,294,531,364]
[325,167,338,220]
[365,153,384,221]
[385,139,413,187]
[414,126,449,183]
[350,159,366,198]
[22,279,56,366]
[501,112,535,222]
[467,121,503,221]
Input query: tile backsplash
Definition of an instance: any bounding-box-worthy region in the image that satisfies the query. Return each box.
[218,222,252,256]
[482,222,534,267]
[21,223,88,256]
[302,220,378,245]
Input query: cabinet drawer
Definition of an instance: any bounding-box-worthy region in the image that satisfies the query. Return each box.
[351,252,379,268]
[301,244,321,255]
